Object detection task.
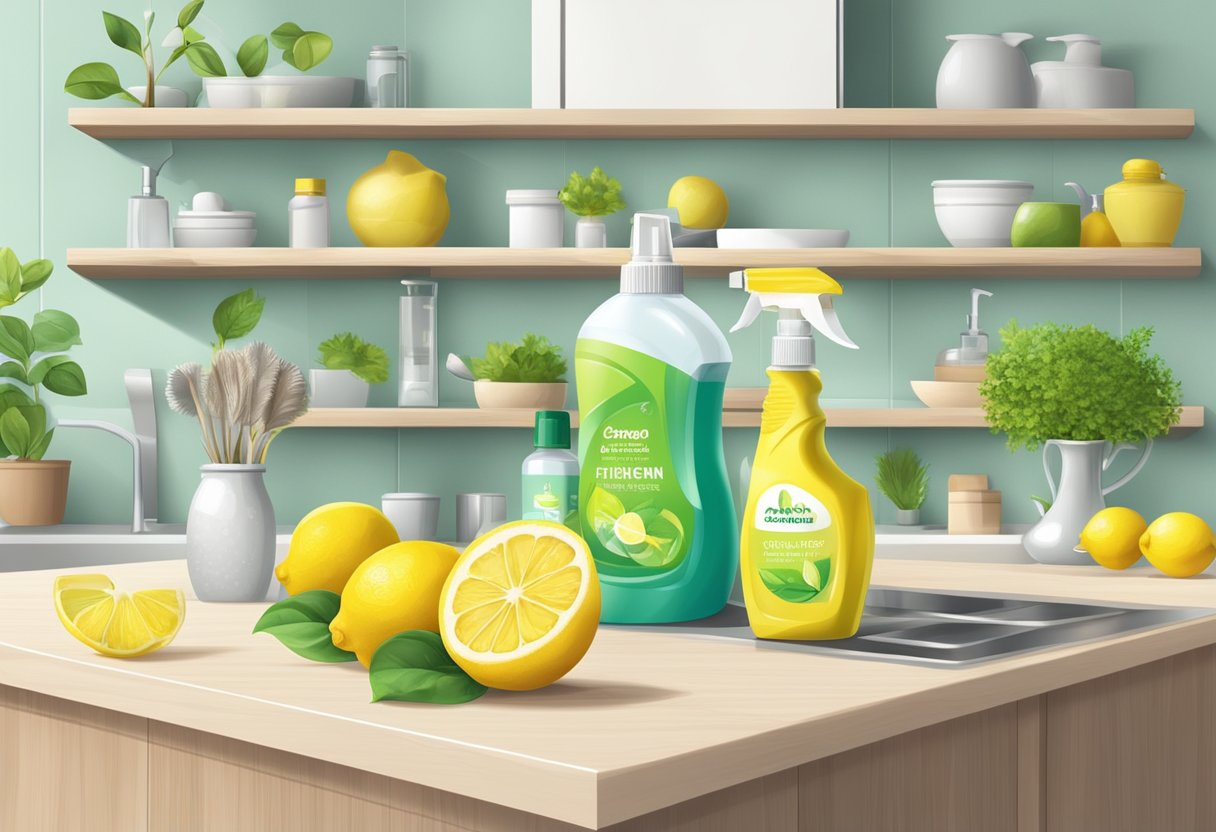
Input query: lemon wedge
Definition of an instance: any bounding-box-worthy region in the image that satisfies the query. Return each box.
[54,574,186,658]
[439,521,600,691]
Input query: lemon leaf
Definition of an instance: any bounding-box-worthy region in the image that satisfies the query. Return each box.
[253,589,356,663]
[802,559,823,591]
[369,631,487,704]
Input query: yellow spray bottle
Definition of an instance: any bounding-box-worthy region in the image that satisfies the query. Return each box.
[730,268,874,640]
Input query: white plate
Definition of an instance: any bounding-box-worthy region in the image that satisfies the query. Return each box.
[716,228,849,248]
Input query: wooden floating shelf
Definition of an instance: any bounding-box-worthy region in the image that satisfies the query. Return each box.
[67,247,1202,280]
[294,406,1205,432]
[68,107,1196,141]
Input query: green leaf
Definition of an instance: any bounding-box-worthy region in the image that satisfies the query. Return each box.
[0,362,28,384]
[64,62,141,103]
[20,259,53,293]
[185,41,226,77]
[874,448,929,511]
[28,355,73,387]
[103,11,144,57]
[41,361,87,397]
[758,567,820,603]
[0,408,31,458]
[469,333,566,383]
[236,34,268,77]
[557,166,626,217]
[285,31,333,71]
[0,385,35,409]
[269,21,305,49]
[0,250,22,307]
[32,310,82,354]
[0,316,33,363]
[252,589,356,663]
[317,332,390,384]
[211,288,264,347]
[177,0,203,28]
[183,25,205,44]
[28,428,54,461]
[369,631,487,705]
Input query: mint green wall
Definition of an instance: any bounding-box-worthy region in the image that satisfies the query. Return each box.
[0,0,1210,539]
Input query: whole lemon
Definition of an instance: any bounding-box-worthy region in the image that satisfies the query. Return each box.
[330,541,460,667]
[667,175,729,229]
[347,150,450,247]
[1078,507,1147,570]
[1140,512,1216,578]
[275,502,399,595]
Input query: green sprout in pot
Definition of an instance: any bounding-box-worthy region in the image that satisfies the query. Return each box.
[317,333,390,384]
[186,20,334,78]
[874,448,929,526]
[64,0,212,107]
[558,167,626,219]
[470,334,567,383]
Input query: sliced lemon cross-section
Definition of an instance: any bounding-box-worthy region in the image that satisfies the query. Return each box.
[439,521,600,691]
[54,574,186,658]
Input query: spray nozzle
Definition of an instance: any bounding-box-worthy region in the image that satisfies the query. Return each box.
[967,287,993,334]
[621,212,683,294]
[729,268,858,361]
[630,213,674,264]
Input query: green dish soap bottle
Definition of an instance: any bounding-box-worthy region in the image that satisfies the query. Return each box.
[576,213,736,623]
[521,410,580,531]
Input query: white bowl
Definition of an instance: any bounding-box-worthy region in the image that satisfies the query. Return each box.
[127,85,190,107]
[716,228,850,248]
[173,226,257,248]
[911,379,983,408]
[931,180,1034,248]
[174,216,256,230]
[202,76,356,108]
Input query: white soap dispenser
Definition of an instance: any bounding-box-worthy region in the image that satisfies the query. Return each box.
[934,287,993,382]
[127,166,170,248]
[1032,34,1134,108]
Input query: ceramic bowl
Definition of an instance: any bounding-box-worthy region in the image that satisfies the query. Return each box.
[931,180,1035,247]
[911,380,983,408]
[202,76,356,108]
[174,216,257,230]
[473,381,567,410]
[173,226,257,248]
[126,85,191,107]
[716,228,850,248]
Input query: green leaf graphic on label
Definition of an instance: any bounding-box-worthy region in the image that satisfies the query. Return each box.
[759,562,829,604]
[801,559,823,591]
[778,490,793,510]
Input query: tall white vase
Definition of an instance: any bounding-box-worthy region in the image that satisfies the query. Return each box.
[187,464,276,601]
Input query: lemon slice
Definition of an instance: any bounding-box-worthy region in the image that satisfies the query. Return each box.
[613,512,648,546]
[439,521,600,691]
[54,574,186,658]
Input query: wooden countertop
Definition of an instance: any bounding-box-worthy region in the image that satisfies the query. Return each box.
[2,559,1215,829]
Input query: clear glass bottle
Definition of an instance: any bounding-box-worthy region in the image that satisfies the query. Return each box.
[399,280,437,407]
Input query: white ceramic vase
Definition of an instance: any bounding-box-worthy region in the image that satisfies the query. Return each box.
[186,464,276,601]
[936,33,1036,108]
[575,216,608,248]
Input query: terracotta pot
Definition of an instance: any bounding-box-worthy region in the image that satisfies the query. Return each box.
[0,460,71,525]
[473,380,567,410]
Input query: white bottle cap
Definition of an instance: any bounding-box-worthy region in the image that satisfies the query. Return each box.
[622,213,683,294]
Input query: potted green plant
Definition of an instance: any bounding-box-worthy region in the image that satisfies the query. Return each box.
[874,448,930,526]
[980,321,1181,565]
[166,289,308,601]
[310,333,390,408]
[0,249,86,526]
[558,167,626,249]
[467,334,568,409]
[64,1,211,107]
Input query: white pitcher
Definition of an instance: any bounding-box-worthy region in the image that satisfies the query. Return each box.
[1023,439,1152,565]
[936,33,1036,108]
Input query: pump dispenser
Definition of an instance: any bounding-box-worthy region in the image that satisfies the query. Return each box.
[731,268,874,640]
[576,213,736,623]
[127,166,170,248]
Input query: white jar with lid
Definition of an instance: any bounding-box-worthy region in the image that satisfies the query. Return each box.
[506,190,564,248]
[289,178,329,248]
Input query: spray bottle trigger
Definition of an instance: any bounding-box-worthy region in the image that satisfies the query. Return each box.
[730,293,764,333]
[801,298,858,349]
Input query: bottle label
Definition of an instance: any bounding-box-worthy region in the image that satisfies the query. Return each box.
[752,483,836,604]
[577,342,696,577]
[522,474,580,532]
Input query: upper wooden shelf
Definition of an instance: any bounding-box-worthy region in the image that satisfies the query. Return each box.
[68,107,1196,141]
[67,247,1202,280]
[294,405,1205,432]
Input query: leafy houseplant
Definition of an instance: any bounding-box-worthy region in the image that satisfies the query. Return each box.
[184,21,334,79]
[310,332,390,408]
[558,167,626,249]
[468,334,568,410]
[874,449,929,526]
[64,1,210,107]
[0,249,86,525]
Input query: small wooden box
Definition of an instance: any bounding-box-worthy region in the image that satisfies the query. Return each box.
[948,490,1002,535]
[948,473,990,492]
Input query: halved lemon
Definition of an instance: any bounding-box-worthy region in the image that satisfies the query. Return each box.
[439,521,600,691]
[54,574,186,658]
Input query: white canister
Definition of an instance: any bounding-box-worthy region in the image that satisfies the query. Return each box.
[367,46,408,107]
[506,190,564,248]
[381,493,441,541]
[289,178,329,248]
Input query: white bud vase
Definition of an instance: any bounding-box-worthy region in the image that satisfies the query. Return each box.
[575,216,607,248]
[186,464,276,601]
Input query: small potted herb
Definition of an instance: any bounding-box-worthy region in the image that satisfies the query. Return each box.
[558,167,626,249]
[310,333,390,408]
[0,250,87,525]
[874,448,930,526]
[468,334,567,409]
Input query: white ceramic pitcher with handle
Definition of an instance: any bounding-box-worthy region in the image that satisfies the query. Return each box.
[937,33,1036,108]
[1023,439,1152,565]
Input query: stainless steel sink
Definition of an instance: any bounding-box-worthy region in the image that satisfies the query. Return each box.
[618,588,1215,667]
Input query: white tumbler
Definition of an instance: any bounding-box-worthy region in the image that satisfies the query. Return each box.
[399,280,438,407]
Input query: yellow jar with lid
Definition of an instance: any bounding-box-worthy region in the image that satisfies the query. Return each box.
[1104,159,1185,247]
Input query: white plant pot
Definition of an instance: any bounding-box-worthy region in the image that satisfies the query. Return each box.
[473,380,567,410]
[186,464,275,602]
[309,369,370,408]
[126,85,190,107]
[506,190,564,248]
[575,216,608,248]
[202,76,357,108]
